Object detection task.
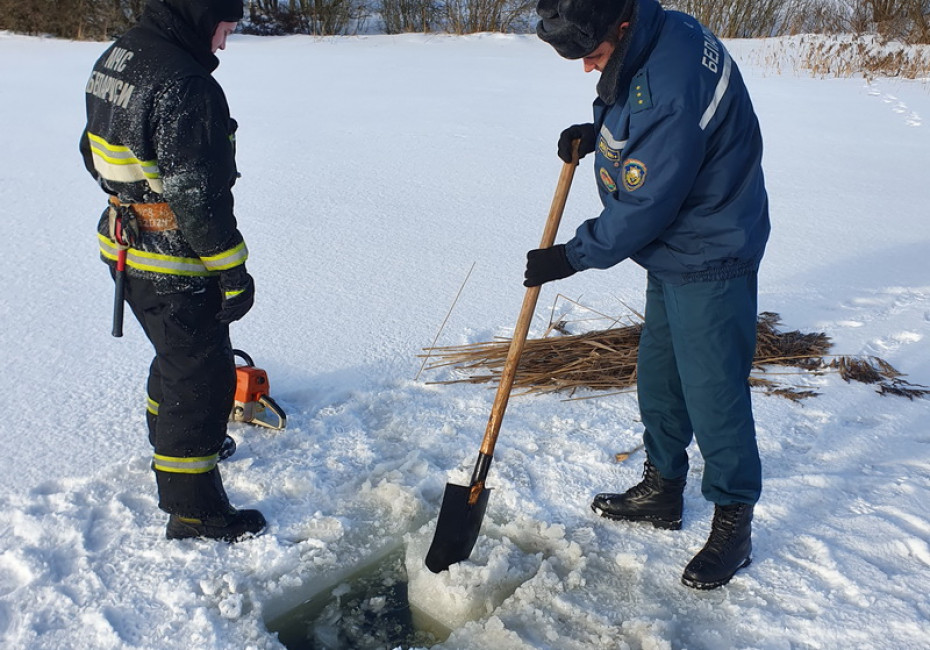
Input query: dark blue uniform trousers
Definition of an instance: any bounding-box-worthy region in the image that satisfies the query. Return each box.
[637,272,761,506]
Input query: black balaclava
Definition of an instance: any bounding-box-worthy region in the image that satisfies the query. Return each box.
[536,0,634,60]
[143,0,243,70]
[164,0,243,44]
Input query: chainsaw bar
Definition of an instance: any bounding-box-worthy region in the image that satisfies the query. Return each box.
[231,394,287,430]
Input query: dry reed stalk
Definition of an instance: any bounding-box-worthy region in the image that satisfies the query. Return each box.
[415,261,475,381]
[421,311,930,400]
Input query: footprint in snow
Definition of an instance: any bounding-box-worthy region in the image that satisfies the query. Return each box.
[865,83,923,127]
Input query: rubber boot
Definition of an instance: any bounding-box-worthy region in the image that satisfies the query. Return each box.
[681,503,753,590]
[166,506,267,542]
[590,459,686,529]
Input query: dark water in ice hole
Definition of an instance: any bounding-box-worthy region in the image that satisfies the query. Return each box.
[267,548,452,649]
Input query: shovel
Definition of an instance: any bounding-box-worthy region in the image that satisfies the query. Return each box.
[425,141,580,573]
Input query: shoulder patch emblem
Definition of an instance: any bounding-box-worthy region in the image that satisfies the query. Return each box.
[622,159,647,191]
[599,167,617,193]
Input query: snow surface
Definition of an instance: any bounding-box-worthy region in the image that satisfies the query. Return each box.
[1,30,930,649]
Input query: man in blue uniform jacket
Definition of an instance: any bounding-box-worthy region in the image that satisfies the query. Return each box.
[529,0,771,590]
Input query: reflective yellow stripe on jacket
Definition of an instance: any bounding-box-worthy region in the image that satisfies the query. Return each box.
[98,234,248,277]
[146,395,159,416]
[201,241,248,271]
[153,453,218,474]
[86,131,163,194]
[99,234,213,276]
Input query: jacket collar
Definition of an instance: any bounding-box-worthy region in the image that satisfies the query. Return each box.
[599,0,665,107]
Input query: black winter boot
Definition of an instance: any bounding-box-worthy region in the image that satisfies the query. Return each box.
[681,503,753,590]
[590,460,686,530]
[218,435,237,461]
[166,506,266,542]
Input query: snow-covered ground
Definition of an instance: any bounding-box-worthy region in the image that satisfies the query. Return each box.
[1,30,929,649]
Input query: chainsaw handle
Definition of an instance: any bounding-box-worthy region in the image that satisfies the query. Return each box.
[232,349,255,367]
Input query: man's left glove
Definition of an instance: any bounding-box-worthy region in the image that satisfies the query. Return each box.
[216,265,255,324]
[524,244,577,287]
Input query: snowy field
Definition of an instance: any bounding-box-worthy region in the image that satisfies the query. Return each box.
[1,29,929,649]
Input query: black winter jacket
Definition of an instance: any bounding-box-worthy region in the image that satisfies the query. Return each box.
[81,0,247,294]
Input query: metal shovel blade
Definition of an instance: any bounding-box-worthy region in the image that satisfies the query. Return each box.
[424,150,578,575]
[425,482,491,573]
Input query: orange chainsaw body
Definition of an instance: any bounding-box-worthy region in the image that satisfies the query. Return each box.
[229,350,287,430]
[234,365,271,404]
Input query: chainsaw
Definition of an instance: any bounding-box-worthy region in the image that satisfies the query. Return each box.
[229,349,287,430]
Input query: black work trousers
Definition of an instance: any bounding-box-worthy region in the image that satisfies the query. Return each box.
[122,274,235,517]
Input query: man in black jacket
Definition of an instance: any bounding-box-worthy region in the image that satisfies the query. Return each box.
[81,0,265,542]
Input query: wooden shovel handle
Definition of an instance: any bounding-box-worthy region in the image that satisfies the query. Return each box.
[478,141,579,458]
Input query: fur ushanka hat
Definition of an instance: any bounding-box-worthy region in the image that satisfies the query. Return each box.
[536,0,635,59]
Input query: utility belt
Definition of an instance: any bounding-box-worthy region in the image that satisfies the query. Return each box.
[101,197,214,278]
[108,195,178,233]
[99,197,248,278]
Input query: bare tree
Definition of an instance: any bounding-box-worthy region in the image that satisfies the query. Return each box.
[442,0,535,34]
[665,0,802,38]
[381,0,438,33]
[243,0,369,35]
[0,0,144,39]
[4,0,929,43]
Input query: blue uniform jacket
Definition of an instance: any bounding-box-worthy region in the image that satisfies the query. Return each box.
[564,0,770,284]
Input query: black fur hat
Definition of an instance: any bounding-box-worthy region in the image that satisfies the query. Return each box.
[536,0,634,59]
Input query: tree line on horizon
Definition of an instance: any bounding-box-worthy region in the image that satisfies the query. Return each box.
[2,0,927,44]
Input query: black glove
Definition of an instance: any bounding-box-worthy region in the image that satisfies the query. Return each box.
[524,244,577,287]
[216,265,254,324]
[557,123,597,164]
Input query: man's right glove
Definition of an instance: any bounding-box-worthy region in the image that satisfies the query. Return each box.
[216,265,255,324]
[557,123,597,164]
[524,244,577,287]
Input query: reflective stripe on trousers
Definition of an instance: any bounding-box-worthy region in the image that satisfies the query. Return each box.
[152,453,219,474]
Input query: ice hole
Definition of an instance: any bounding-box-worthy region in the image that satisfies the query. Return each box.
[266,547,451,649]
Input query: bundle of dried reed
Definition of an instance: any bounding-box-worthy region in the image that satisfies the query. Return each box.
[422,311,929,401]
